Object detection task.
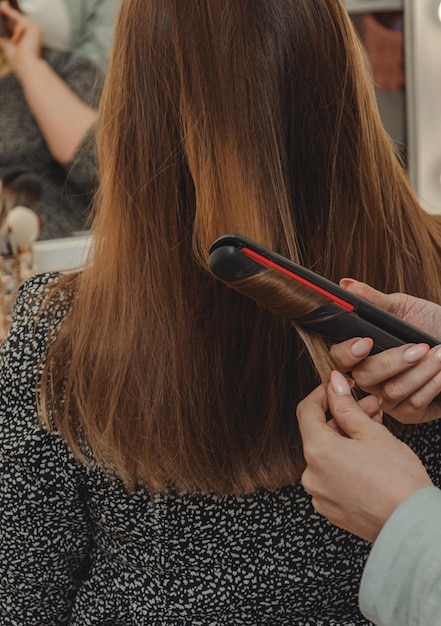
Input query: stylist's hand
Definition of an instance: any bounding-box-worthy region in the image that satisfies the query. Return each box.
[331,280,441,424]
[0,2,43,76]
[297,372,433,542]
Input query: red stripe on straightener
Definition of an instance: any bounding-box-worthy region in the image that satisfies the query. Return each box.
[242,247,354,312]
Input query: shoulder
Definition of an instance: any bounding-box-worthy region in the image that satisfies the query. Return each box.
[1,272,72,387]
[8,272,69,332]
[0,273,82,486]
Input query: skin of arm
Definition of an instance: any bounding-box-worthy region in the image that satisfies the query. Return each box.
[0,2,98,165]
[297,373,433,542]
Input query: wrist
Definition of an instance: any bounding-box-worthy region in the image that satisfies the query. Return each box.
[13,54,45,84]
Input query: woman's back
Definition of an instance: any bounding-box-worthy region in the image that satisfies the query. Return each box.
[2,275,441,624]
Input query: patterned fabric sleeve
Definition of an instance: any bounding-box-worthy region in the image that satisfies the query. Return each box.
[0,275,92,625]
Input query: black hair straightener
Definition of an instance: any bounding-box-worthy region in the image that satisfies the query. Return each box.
[208,233,440,354]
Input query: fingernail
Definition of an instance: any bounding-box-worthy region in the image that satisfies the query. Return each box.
[340,278,357,288]
[330,370,352,395]
[372,409,384,424]
[350,337,374,357]
[403,343,430,364]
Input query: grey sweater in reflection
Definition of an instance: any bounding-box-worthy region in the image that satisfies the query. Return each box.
[0,50,103,240]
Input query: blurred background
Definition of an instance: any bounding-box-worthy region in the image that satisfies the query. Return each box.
[345,0,441,216]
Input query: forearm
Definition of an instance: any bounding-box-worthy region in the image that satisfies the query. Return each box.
[15,57,98,165]
[360,487,441,625]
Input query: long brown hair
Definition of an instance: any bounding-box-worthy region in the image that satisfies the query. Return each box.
[39,0,441,494]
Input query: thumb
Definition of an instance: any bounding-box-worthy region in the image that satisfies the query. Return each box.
[339,278,396,313]
[327,370,375,439]
[296,383,329,442]
[340,279,438,335]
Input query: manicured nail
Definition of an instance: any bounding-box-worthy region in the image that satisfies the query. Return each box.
[350,337,374,358]
[330,370,352,395]
[340,278,357,288]
[372,409,384,424]
[403,343,430,364]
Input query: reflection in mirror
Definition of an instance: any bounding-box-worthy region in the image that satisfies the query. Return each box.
[0,0,121,246]
[351,11,406,162]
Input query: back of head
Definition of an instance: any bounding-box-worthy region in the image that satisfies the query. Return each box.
[41,0,441,494]
[98,0,440,281]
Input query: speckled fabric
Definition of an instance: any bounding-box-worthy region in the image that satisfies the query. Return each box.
[1,274,441,625]
[0,51,103,240]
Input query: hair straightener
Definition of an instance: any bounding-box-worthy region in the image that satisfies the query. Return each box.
[208,233,441,354]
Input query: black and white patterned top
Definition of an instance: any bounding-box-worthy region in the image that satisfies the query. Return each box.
[2,274,441,625]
